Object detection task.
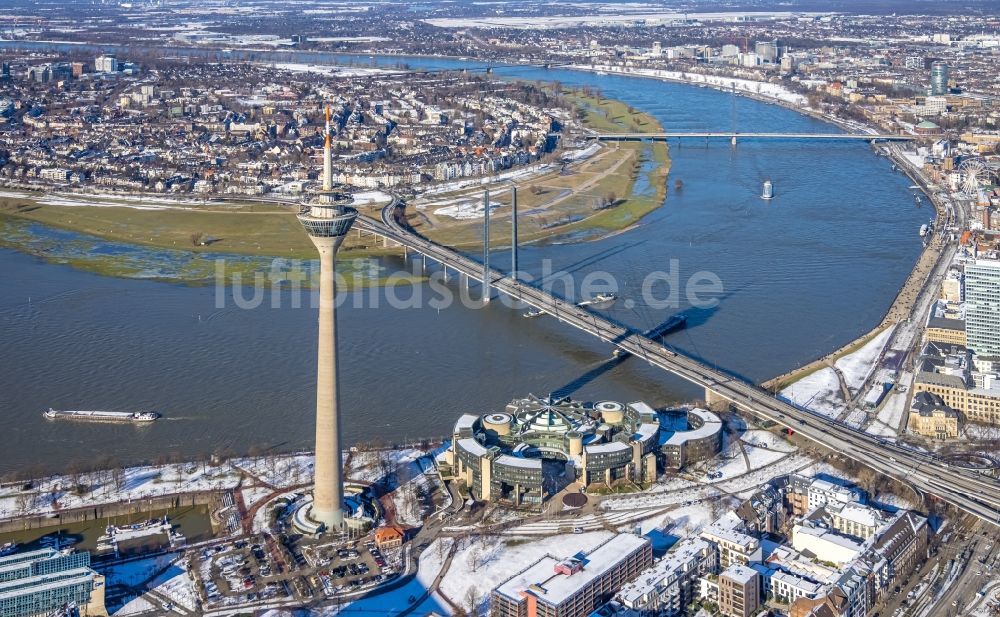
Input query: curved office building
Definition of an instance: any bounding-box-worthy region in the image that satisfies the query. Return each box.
[444,395,722,510]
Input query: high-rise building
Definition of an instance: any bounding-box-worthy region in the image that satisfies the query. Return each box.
[295,111,357,530]
[966,258,1000,358]
[94,55,118,73]
[930,61,949,95]
[754,40,779,63]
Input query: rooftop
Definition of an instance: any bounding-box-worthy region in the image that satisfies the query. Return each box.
[494,534,650,607]
[721,563,758,585]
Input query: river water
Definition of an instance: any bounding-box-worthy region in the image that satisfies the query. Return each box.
[0,49,929,474]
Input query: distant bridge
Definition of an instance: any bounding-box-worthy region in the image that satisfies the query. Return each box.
[594,132,914,143]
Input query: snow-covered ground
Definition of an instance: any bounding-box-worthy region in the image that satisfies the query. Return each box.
[781,327,895,420]
[0,189,226,211]
[112,558,198,616]
[433,198,503,221]
[963,422,1000,441]
[0,445,439,524]
[102,553,179,588]
[577,65,808,106]
[781,367,844,418]
[0,462,241,519]
[436,531,615,615]
[603,452,814,511]
[835,327,895,393]
[868,391,908,437]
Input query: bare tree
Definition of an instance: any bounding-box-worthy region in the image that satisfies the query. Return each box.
[465,586,480,616]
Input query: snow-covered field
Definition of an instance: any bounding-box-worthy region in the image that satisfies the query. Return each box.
[433,198,502,220]
[868,391,908,437]
[781,367,844,418]
[835,327,894,393]
[781,327,895,420]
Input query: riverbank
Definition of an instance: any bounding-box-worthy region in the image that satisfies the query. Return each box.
[763,146,947,392]
[569,63,940,393]
[408,89,670,247]
[0,85,669,284]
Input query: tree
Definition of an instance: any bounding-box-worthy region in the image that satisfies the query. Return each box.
[111,467,126,493]
[465,586,480,616]
[467,546,481,573]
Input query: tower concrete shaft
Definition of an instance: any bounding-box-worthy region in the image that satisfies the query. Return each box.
[297,195,357,532]
[511,186,518,278]
[311,235,344,529]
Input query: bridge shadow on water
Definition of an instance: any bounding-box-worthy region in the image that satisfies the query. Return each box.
[549,283,763,397]
[536,239,649,286]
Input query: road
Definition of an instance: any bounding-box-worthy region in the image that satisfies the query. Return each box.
[357,198,1000,528]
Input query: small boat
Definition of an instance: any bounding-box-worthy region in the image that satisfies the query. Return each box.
[919,224,929,237]
[578,292,617,307]
[761,180,774,200]
[522,309,545,318]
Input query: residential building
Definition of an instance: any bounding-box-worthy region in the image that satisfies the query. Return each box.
[717,564,760,617]
[751,564,823,604]
[785,475,860,516]
[615,538,716,616]
[828,502,890,540]
[700,514,762,568]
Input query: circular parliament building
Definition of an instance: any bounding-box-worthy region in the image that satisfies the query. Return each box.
[442,395,722,510]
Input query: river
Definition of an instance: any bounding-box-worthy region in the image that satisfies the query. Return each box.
[0,48,929,474]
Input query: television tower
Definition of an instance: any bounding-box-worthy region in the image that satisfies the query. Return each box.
[296,105,357,530]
